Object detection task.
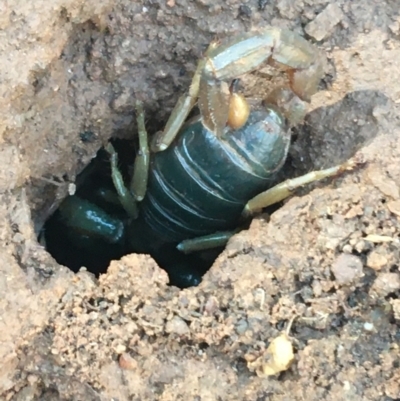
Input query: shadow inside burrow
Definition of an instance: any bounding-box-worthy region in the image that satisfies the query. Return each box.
[276,90,390,182]
[42,90,389,288]
[43,139,219,289]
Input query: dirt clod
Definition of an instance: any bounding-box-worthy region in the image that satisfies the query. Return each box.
[388,199,400,217]
[304,4,344,41]
[249,332,295,377]
[370,272,400,298]
[119,353,138,371]
[367,250,388,271]
[331,253,364,285]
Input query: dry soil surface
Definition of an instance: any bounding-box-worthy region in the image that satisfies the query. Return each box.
[1,0,400,400]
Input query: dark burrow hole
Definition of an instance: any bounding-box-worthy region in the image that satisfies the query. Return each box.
[41,90,383,289]
[43,139,232,289]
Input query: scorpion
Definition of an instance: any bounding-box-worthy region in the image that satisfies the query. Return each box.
[52,28,356,287]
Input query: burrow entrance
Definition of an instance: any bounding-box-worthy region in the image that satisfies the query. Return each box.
[32,21,386,289]
[41,89,383,288]
[43,139,224,288]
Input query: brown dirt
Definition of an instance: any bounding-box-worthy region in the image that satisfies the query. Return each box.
[1,0,400,400]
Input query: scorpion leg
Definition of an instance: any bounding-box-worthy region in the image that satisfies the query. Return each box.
[242,158,358,218]
[105,101,151,217]
[177,159,358,253]
[151,42,218,152]
[131,100,150,201]
[177,231,238,254]
[105,143,139,219]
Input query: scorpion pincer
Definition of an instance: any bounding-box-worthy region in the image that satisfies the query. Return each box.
[58,27,356,283]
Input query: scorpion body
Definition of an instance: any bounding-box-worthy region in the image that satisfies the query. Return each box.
[46,27,357,287]
[131,108,289,254]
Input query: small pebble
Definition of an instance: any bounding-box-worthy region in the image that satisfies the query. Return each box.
[388,200,400,217]
[342,244,353,254]
[343,381,351,391]
[236,319,248,335]
[370,273,400,298]
[204,296,219,315]
[113,344,127,354]
[119,353,138,370]
[331,254,364,285]
[261,333,294,376]
[367,251,387,270]
[363,322,374,331]
[312,280,323,297]
[391,299,400,320]
[165,316,190,336]
[248,333,294,377]
[238,5,252,19]
[305,4,344,41]
[354,240,366,253]
[27,374,39,385]
[367,167,400,199]
[258,0,268,10]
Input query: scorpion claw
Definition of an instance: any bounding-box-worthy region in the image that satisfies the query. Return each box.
[198,27,325,137]
[198,79,230,136]
[156,27,325,150]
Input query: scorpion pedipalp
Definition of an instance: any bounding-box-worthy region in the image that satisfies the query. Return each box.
[152,27,325,151]
[198,27,325,135]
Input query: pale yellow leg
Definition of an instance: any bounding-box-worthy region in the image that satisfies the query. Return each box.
[177,231,239,254]
[105,143,139,219]
[242,158,358,218]
[151,43,218,152]
[131,101,150,201]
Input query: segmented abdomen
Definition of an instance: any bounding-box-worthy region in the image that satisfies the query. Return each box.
[137,108,290,247]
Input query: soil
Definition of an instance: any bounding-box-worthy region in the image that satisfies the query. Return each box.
[0,0,400,400]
